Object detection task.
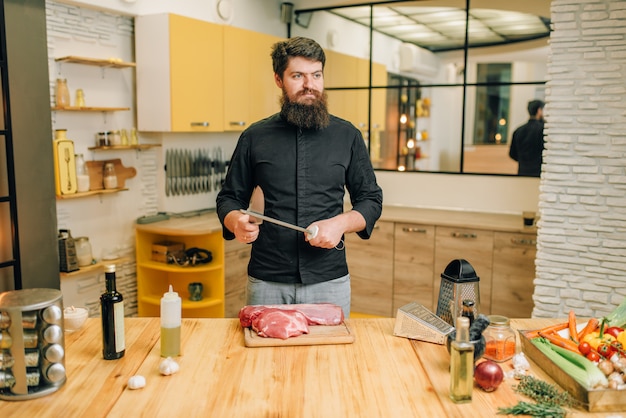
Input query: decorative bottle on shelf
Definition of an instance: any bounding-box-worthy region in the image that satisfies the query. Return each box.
[450,316,473,404]
[75,153,90,193]
[160,284,181,357]
[103,162,118,189]
[100,264,125,360]
[55,78,70,108]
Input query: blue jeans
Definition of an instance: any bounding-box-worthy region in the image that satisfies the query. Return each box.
[246,274,351,318]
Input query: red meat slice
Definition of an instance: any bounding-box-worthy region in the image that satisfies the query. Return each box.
[251,308,309,339]
[239,303,344,328]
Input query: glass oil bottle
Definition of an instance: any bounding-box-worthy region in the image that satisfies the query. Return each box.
[450,316,474,403]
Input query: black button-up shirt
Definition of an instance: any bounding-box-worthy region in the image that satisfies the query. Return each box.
[216,113,383,284]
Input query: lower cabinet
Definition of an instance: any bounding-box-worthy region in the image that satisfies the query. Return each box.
[135,222,225,318]
[346,221,394,317]
[224,239,251,318]
[434,226,494,315]
[491,232,537,318]
[346,221,536,318]
[393,223,435,313]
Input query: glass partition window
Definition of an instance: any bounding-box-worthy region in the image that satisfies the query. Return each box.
[295,0,549,176]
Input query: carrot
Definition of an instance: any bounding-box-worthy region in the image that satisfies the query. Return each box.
[538,331,581,354]
[577,317,599,342]
[524,322,569,339]
[568,310,579,344]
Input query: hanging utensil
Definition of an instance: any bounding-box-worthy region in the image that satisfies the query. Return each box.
[165,149,171,196]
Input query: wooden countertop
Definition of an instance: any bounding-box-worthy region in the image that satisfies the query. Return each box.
[134,206,535,235]
[134,212,222,235]
[380,205,537,234]
[0,318,615,417]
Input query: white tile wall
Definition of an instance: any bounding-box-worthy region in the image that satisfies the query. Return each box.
[533,0,626,318]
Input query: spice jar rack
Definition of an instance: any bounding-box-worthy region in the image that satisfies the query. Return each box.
[0,289,66,400]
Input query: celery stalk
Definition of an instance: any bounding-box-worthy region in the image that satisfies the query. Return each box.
[605,297,626,328]
[531,338,608,390]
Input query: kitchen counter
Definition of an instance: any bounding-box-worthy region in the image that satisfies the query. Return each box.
[380,205,537,233]
[0,318,616,417]
[137,206,536,235]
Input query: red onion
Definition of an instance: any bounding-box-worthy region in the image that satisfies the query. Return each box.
[474,360,504,392]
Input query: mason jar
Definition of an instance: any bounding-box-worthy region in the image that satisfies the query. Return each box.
[483,314,517,362]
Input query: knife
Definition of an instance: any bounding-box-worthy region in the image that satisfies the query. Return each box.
[240,209,318,239]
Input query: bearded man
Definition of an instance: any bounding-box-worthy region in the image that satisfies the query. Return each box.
[216,37,382,317]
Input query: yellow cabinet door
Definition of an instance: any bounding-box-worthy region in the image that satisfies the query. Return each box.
[248,32,283,123]
[223,26,250,132]
[169,15,224,132]
[393,223,435,312]
[346,221,394,317]
[224,28,282,131]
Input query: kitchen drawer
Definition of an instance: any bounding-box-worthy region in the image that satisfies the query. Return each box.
[393,223,435,312]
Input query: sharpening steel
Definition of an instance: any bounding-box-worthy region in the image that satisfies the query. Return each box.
[240,209,318,238]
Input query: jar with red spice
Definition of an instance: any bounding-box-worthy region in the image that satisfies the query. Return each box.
[483,315,517,362]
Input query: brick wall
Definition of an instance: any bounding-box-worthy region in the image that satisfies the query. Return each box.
[533,0,626,318]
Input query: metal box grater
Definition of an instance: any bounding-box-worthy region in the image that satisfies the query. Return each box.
[436,259,480,327]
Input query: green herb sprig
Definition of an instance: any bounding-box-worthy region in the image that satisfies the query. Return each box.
[497,375,577,417]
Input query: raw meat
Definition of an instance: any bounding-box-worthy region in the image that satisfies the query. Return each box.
[239,303,344,328]
[251,308,309,339]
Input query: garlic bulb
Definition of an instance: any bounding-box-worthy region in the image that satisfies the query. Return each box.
[127,375,146,390]
[159,357,180,376]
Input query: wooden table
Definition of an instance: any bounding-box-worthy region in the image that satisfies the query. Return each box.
[0,318,619,417]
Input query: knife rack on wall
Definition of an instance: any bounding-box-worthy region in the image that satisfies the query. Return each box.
[165,147,228,196]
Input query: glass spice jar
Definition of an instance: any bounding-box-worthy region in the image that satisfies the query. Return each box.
[483,315,517,362]
[103,162,118,189]
[55,78,70,108]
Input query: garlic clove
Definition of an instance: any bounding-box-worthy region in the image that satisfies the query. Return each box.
[159,357,180,376]
[127,375,146,389]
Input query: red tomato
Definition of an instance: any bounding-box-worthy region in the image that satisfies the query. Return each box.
[578,341,592,355]
[605,326,624,338]
[586,351,601,362]
[598,343,617,359]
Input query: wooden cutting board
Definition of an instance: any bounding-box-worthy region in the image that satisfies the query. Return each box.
[86,158,137,190]
[244,322,355,347]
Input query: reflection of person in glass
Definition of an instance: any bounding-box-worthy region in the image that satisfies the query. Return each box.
[509,100,545,177]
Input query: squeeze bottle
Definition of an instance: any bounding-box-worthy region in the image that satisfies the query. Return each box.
[160,285,181,357]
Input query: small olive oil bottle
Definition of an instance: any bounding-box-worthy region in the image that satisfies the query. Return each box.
[450,316,474,403]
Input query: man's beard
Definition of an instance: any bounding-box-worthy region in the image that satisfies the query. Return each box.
[280,89,330,130]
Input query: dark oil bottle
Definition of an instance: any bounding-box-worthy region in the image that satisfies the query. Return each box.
[461,299,475,326]
[101,264,125,360]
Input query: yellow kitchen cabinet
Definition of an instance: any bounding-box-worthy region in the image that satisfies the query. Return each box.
[346,221,394,317]
[223,26,282,131]
[370,61,387,132]
[247,31,283,124]
[135,14,224,132]
[434,226,494,315]
[224,239,251,318]
[325,51,387,133]
[491,231,537,318]
[393,223,435,313]
[135,216,225,318]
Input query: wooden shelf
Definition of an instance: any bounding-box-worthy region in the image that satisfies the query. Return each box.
[56,188,129,199]
[55,56,136,68]
[88,144,161,151]
[52,106,130,112]
[60,257,131,278]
